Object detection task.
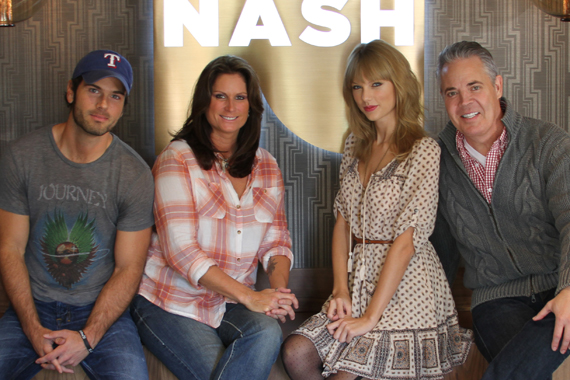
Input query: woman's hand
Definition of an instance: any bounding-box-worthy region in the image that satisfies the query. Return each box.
[327,291,352,321]
[326,314,377,343]
[264,288,299,323]
[198,266,298,322]
[243,288,298,322]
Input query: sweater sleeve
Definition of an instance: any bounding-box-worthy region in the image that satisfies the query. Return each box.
[543,128,570,294]
[429,208,461,286]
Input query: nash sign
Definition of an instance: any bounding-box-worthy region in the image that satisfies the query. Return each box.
[154,0,424,153]
[164,0,414,47]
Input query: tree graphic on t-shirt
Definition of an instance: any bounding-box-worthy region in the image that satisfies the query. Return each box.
[40,211,98,288]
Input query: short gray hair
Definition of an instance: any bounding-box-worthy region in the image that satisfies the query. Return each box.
[436,41,499,87]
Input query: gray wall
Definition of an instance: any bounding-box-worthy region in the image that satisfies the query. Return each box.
[424,0,570,136]
[260,99,341,268]
[0,0,154,163]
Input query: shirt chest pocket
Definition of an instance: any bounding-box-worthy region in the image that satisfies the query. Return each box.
[194,179,227,219]
[252,187,281,223]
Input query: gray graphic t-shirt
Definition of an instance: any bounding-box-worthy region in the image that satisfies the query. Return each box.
[0,126,154,305]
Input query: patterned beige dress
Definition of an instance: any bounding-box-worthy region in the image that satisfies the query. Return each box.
[292,135,472,379]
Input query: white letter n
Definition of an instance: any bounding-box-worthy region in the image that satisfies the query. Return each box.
[164,0,219,47]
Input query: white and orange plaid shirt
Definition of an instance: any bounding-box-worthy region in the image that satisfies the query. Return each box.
[456,127,508,204]
[138,140,293,328]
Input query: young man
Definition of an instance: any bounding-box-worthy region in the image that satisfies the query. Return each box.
[432,40,570,379]
[0,50,154,379]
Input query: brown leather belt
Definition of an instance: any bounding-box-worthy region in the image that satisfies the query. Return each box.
[352,234,393,245]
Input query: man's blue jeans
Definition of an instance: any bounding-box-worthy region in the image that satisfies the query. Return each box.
[130,294,282,380]
[0,300,149,380]
[473,289,569,380]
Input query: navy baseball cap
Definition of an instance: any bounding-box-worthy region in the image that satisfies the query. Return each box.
[72,50,133,94]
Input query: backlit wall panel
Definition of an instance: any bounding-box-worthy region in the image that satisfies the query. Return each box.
[154,0,425,154]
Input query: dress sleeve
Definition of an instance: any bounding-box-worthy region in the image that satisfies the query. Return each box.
[394,137,441,253]
[255,161,294,270]
[334,133,357,221]
[152,143,217,287]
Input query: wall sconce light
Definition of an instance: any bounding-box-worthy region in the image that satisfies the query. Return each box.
[0,0,44,27]
[531,0,570,21]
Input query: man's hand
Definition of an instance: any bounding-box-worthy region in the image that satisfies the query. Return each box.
[0,210,72,372]
[327,291,352,321]
[28,326,72,374]
[264,287,299,323]
[35,330,90,370]
[326,314,376,343]
[533,287,570,354]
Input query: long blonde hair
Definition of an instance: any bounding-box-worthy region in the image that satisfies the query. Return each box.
[342,40,426,161]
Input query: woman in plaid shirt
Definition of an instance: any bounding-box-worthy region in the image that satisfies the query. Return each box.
[130,55,298,380]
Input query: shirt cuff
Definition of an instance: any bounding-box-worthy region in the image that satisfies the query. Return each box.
[189,257,218,287]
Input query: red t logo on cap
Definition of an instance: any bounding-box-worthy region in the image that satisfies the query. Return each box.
[104,53,121,68]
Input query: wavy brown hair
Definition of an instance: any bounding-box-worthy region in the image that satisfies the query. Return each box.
[342,40,426,161]
[173,55,264,178]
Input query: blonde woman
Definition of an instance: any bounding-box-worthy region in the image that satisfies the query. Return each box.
[282,40,472,380]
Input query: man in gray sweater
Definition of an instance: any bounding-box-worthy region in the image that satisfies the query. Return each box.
[433,41,570,379]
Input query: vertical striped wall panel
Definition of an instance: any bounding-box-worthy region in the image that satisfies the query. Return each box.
[0,0,154,163]
[424,0,570,137]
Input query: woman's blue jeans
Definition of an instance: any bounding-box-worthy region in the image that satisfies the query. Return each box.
[130,295,282,380]
[0,300,149,380]
[474,288,569,380]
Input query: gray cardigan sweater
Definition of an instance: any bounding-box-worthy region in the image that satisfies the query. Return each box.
[435,98,570,308]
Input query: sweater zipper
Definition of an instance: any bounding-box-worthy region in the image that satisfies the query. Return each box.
[446,131,524,274]
[489,204,523,274]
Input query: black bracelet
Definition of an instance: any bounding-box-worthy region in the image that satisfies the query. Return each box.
[78,329,94,354]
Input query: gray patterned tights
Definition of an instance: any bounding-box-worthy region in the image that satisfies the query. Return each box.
[281,334,364,380]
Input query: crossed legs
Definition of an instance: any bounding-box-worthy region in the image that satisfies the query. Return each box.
[474,289,570,380]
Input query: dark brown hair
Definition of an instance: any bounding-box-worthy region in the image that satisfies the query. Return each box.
[173,55,264,178]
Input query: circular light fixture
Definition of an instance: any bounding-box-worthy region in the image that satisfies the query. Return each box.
[531,0,570,21]
[1,0,44,27]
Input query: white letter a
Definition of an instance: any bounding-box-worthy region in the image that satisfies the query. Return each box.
[230,0,292,46]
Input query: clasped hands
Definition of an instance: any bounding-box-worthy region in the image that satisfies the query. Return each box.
[32,327,92,373]
[246,287,299,323]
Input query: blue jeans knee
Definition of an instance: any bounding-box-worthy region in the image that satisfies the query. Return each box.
[0,301,148,380]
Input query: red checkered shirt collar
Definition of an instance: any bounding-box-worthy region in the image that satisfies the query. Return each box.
[456,127,509,203]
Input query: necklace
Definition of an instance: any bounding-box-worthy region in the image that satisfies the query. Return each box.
[214,147,234,173]
[220,157,230,172]
[215,153,231,173]
[364,145,391,187]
